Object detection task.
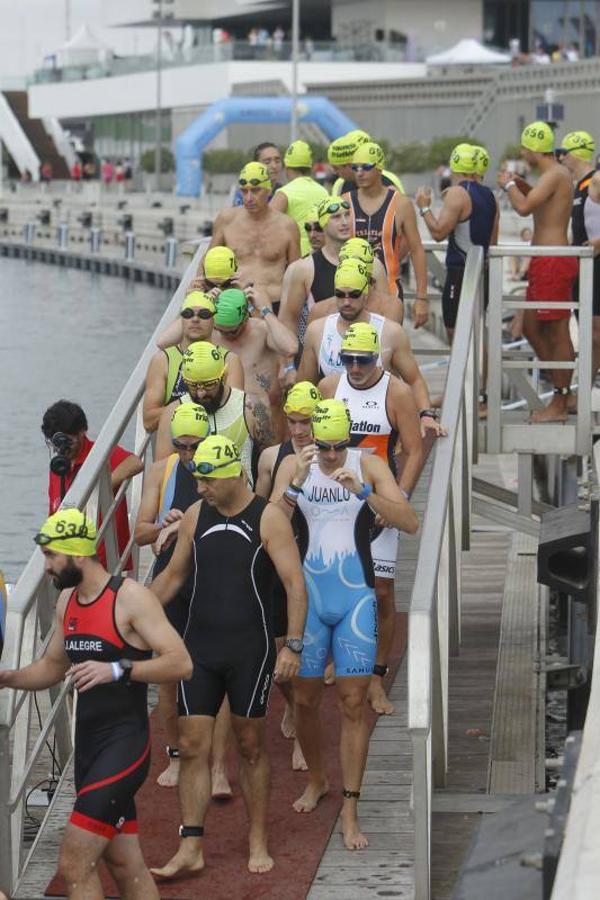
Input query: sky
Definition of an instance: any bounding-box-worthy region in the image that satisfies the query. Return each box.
[0,0,157,81]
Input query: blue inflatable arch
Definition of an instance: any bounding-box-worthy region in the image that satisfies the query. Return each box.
[175,96,358,197]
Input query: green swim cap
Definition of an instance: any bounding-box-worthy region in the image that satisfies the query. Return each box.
[450,143,476,174]
[34,508,97,557]
[521,121,554,153]
[214,288,249,328]
[558,130,596,161]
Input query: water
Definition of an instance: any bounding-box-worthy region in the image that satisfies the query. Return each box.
[0,258,171,579]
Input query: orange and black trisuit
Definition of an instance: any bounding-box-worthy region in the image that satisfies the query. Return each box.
[63,576,151,839]
[344,188,403,294]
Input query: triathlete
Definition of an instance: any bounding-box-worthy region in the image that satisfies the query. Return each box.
[255,380,323,771]
[271,400,418,850]
[135,403,234,796]
[150,435,307,877]
[0,508,191,900]
[270,140,329,256]
[155,341,274,476]
[212,286,298,443]
[189,244,241,296]
[498,121,576,423]
[199,162,301,313]
[328,129,405,196]
[231,141,284,206]
[143,289,244,431]
[279,198,399,345]
[299,258,444,438]
[557,130,600,377]
[416,143,498,343]
[319,323,422,715]
[304,205,326,252]
[344,142,429,324]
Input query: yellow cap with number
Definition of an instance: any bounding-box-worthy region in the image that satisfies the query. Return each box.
[191,434,242,479]
[342,321,381,354]
[284,140,313,168]
[239,161,271,189]
[559,130,596,161]
[334,258,370,294]
[339,237,375,269]
[34,508,97,557]
[472,145,490,176]
[312,399,352,443]
[450,143,476,174]
[181,291,216,314]
[203,246,238,281]
[352,141,385,170]
[283,381,322,416]
[521,121,554,153]
[171,403,210,440]
[181,341,225,383]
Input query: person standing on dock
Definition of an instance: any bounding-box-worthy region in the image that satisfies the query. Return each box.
[0,508,192,900]
[270,140,329,257]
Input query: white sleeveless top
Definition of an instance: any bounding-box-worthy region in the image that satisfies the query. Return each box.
[318,313,384,378]
[334,370,397,470]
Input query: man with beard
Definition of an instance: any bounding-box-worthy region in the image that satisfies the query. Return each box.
[199,162,300,314]
[154,341,273,481]
[0,508,191,899]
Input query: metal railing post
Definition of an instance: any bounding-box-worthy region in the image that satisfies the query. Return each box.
[487,255,503,453]
[576,254,593,455]
[0,725,12,895]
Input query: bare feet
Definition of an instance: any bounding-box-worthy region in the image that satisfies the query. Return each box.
[341,810,369,851]
[293,779,329,813]
[150,845,205,880]
[368,677,394,716]
[248,840,274,874]
[324,662,336,685]
[530,396,568,423]
[211,766,232,801]
[280,702,296,739]
[156,759,180,788]
[292,738,308,771]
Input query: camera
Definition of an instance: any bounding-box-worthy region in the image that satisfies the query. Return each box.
[49,432,73,477]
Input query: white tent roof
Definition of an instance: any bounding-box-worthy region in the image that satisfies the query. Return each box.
[426,38,511,66]
[59,24,111,52]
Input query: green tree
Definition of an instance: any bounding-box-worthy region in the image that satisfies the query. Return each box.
[140,148,175,173]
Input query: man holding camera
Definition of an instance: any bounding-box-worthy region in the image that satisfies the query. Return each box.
[41,400,143,569]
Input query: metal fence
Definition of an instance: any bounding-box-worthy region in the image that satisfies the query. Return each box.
[0,241,205,896]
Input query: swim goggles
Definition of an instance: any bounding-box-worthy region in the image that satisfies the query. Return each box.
[334,289,364,299]
[351,163,376,172]
[189,459,235,476]
[323,200,350,215]
[340,352,377,367]
[239,178,270,187]
[180,308,213,320]
[314,440,350,451]
[304,222,323,233]
[184,377,222,390]
[34,522,93,546]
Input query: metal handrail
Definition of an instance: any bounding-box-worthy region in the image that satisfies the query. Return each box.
[0,241,206,895]
[408,246,483,900]
[550,441,600,898]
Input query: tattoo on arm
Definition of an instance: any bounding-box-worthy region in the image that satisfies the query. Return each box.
[251,398,275,450]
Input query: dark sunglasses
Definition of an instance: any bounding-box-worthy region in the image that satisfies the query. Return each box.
[181,308,213,320]
[190,459,236,476]
[335,289,364,299]
[340,352,377,367]
[204,278,235,290]
[315,440,350,451]
[172,438,203,452]
[239,178,269,187]
[351,163,376,172]
[185,378,222,390]
[304,222,323,233]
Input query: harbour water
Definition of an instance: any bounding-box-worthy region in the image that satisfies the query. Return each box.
[0,258,170,579]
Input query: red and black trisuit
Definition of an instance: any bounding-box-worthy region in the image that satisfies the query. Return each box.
[63,576,151,839]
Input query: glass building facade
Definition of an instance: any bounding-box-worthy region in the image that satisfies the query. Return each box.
[484,0,600,55]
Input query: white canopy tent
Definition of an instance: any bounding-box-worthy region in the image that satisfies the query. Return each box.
[56,24,114,69]
[426,38,511,66]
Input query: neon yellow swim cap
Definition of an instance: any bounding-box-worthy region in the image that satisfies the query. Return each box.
[334,258,370,294]
[353,142,385,170]
[472,145,490,176]
[34,508,97,557]
[521,121,554,153]
[283,381,322,416]
[312,399,351,443]
[204,246,238,281]
[339,237,375,269]
[181,291,216,314]
[191,434,242,479]
[214,288,249,328]
[342,322,381,354]
[284,140,312,168]
[171,402,209,440]
[346,129,371,147]
[182,341,225,383]
[239,161,271,189]
[450,143,476,174]
[328,137,355,166]
[317,195,350,227]
[558,130,596,161]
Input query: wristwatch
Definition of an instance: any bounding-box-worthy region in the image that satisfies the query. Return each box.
[503,180,516,193]
[418,206,431,217]
[118,659,134,684]
[419,408,437,420]
[260,306,273,317]
[284,638,304,654]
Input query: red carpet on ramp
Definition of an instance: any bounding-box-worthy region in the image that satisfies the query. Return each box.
[46,614,406,900]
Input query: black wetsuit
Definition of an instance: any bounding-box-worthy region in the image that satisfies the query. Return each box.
[179,495,276,718]
[311,249,336,302]
[63,576,152,839]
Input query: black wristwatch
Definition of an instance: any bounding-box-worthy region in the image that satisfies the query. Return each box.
[373,664,389,678]
[118,659,134,684]
[419,409,437,420]
[284,638,304,654]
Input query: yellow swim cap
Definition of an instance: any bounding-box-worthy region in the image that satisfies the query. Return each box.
[472,145,490,176]
[342,322,381,354]
[283,381,322,416]
[204,246,238,281]
[239,161,271,189]
[181,291,216,314]
[317,195,350,227]
[339,237,375,269]
[352,142,385,170]
[347,129,371,146]
[284,140,312,168]
[334,258,370,294]
[312,399,351,443]
[558,130,596,161]
[450,143,476,174]
[34,508,97,557]
[328,136,355,166]
[182,341,225,383]
[191,434,242,479]
[521,121,554,153]
[171,402,209,440]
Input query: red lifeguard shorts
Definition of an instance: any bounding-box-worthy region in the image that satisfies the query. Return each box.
[526,256,578,321]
